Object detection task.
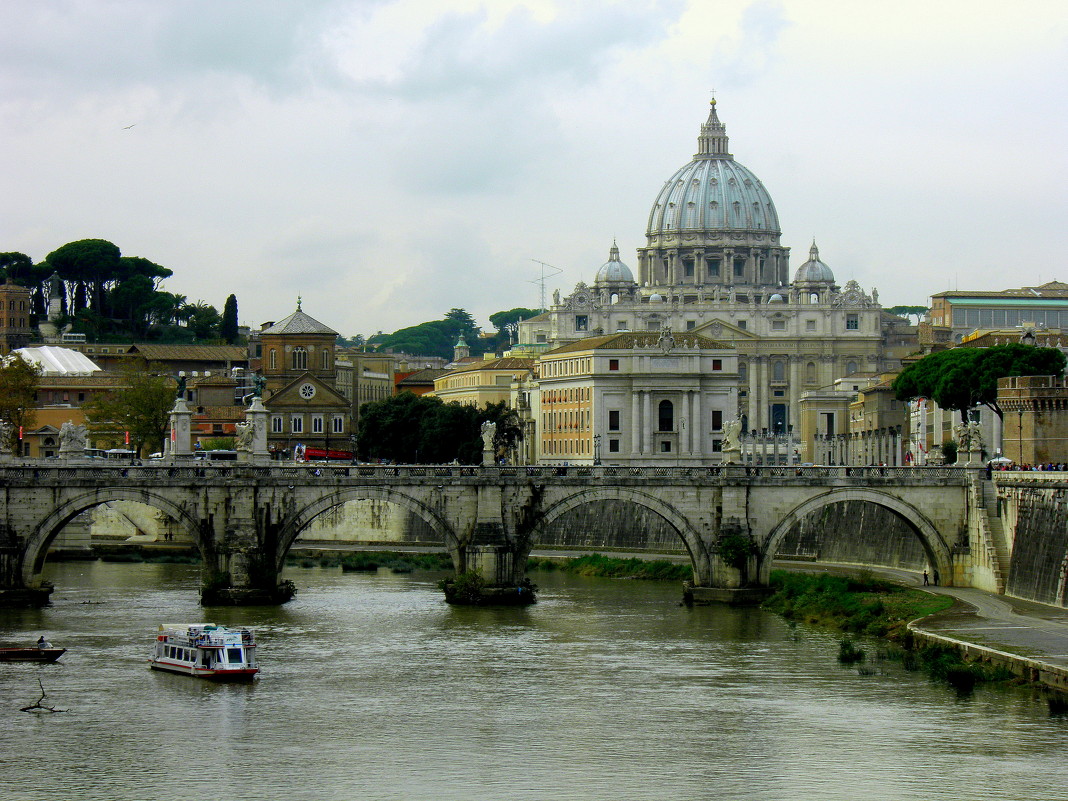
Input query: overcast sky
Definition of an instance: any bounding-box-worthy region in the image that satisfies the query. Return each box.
[2,1,1065,337]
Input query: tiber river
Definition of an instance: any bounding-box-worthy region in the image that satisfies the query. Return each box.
[2,560,1067,801]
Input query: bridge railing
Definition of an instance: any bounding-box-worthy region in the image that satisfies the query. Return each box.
[0,462,974,482]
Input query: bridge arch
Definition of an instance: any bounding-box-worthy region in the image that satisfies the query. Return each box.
[761,488,955,585]
[276,487,460,572]
[22,487,204,585]
[530,487,710,582]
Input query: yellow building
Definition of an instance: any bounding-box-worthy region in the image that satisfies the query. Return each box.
[431,356,535,408]
[537,331,737,465]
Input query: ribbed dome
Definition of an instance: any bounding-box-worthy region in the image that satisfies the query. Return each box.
[646,100,780,238]
[595,241,635,284]
[794,242,835,283]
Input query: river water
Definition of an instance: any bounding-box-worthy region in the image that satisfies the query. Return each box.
[1,561,1066,801]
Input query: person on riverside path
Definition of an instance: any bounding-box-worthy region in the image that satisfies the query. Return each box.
[923,570,929,586]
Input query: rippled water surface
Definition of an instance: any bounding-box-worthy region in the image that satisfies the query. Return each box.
[1,561,1066,801]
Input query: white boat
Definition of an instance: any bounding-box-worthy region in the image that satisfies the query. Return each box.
[150,623,258,681]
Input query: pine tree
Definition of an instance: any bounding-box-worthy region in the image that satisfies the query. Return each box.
[221,294,239,344]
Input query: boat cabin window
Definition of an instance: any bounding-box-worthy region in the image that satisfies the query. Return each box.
[227,648,243,663]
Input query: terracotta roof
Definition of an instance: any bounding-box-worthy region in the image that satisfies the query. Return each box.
[192,405,247,420]
[396,368,449,385]
[444,357,536,375]
[543,332,732,355]
[126,344,248,362]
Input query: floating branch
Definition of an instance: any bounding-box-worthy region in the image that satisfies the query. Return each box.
[20,678,66,713]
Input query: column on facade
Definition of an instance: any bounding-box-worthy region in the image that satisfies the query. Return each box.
[631,391,641,456]
[679,391,690,456]
[642,391,651,455]
[788,356,802,436]
[692,389,702,456]
[750,356,763,433]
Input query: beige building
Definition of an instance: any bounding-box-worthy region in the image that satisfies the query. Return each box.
[518,101,912,439]
[535,331,737,466]
[998,375,1068,465]
[929,281,1068,343]
[431,356,536,408]
[335,349,395,426]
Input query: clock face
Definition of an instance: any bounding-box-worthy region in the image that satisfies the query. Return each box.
[299,383,316,400]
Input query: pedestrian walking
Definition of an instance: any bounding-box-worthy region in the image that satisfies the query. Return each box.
[923,570,929,586]
[933,570,940,586]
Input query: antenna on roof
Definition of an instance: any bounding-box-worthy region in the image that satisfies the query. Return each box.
[529,259,564,312]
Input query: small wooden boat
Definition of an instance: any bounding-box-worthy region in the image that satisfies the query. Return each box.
[0,647,66,663]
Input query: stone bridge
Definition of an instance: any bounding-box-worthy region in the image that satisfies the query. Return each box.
[0,462,997,606]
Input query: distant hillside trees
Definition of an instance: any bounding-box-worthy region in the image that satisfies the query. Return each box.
[359,307,539,360]
[0,239,238,344]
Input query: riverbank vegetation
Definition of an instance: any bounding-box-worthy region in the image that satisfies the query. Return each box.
[525,554,692,581]
[763,570,1024,693]
[284,550,453,573]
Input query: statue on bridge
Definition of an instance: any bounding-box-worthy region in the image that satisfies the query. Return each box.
[954,422,971,453]
[58,421,87,455]
[235,420,256,452]
[723,418,743,453]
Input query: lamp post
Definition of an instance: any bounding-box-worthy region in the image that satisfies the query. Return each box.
[593,434,601,466]
[1018,408,1023,467]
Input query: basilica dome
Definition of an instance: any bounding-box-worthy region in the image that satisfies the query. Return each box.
[794,242,835,283]
[595,241,635,284]
[637,100,789,291]
[646,100,781,239]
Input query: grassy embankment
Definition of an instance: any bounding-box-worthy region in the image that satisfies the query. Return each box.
[763,569,1019,692]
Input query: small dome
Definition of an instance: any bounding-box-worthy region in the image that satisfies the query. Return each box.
[595,241,635,284]
[649,293,665,303]
[794,241,835,283]
[768,293,785,303]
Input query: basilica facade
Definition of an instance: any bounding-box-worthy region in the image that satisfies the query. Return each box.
[518,100,913,438]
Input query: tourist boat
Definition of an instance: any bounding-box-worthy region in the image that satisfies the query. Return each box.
[0,647,65,663]
[150,623,258,681]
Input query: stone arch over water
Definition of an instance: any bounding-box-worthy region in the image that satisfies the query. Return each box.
[761,488,954,585]
[529,487,708,582]
[22,488,203,585]
[276,487,459,573]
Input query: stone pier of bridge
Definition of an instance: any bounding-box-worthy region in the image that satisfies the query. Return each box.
[0,463,992,608]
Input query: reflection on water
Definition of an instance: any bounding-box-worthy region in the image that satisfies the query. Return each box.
[0,561,1064,801]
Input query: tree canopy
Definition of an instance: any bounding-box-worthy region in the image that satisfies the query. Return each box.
[892,344,1067,420]
[357,394,522,464]
[367,308,483,360]
[82,360,177,455]
[886,305,929,324]
[0,355,41,456]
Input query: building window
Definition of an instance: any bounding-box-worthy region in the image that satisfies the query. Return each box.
[660,440,672,453]
[772,319,785,331]
[806,319,816,332]
[846,361,857,375]
[269,349,277,370]
[271,415,283,433]
[291,415,303,434]
[684,260,694,277]
[733,258,746,277]
[658,400,673,432]
[846,314,859,330]
[686,320,696,330]
[575,315,588,332]
[609,410,620,431]
[806,362,816,383]
[293,347,308,370]
[773,390,785,397]
[536,333,547,343]
[712,359,722,371]
[773,361,785,381]
[712,439,722,452]
[333,415,344,433]
[608,439,620,453]
[712,410,723,431]
[737,320,747,330]
[609,359,619,371]
[312,415,324,434]
[321,349,329,369]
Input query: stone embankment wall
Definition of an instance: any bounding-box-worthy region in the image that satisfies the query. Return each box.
[774,501,926,570]
[532,500,685,552]
[1005,487,1068,607]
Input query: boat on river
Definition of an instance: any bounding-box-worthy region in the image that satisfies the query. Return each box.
[150,623,258,681]
[0,647,66,663]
